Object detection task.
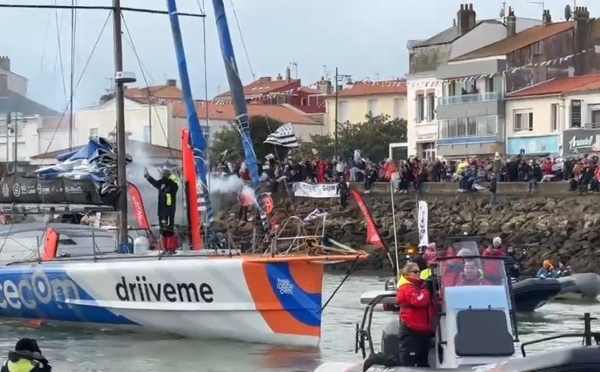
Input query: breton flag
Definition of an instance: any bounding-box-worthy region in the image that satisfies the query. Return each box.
[264,123,299,148]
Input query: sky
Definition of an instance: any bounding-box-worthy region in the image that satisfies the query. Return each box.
[0,0,597,114]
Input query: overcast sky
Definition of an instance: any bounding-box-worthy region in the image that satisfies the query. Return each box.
[0,0,597,112]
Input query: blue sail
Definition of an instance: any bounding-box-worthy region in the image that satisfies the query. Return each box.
[211,0,269,232]
[165,0,215,228]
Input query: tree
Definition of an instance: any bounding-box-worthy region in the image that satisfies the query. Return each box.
[209,116,289,164]
[304,114,407,161]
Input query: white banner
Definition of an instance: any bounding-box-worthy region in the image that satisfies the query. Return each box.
[418,200,429,247]
[293,182,339,198]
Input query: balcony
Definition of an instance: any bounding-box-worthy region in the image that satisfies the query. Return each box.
[437,92,501,106]
[438,115,502,142]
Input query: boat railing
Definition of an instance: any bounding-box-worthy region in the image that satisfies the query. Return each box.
[0,203,116,215]
[520,313,600,357]
[355,292,396,358]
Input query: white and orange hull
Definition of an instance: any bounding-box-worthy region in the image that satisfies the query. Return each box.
[0,253,365,346]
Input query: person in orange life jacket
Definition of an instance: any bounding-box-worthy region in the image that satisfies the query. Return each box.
[460,259,491,286]
[1,338,51,372]
[144,167,179,253]
[396,262,436,367]
[482,236,505,283]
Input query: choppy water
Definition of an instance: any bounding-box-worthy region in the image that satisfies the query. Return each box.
[0,273,597,371]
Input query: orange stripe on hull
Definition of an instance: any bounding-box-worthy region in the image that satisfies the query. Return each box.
[242,261,320,337]
[288,261,323,295]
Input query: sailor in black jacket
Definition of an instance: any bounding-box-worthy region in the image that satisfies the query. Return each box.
[144,168,179,251]
[1,338,51,372]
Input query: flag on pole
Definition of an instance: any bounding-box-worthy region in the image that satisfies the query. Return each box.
[264,123,299,148]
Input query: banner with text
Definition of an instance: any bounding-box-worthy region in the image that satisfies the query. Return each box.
[292,182,339,198]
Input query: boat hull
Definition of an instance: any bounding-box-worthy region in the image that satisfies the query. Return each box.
[0,256,325,346]
[555,273,600,301]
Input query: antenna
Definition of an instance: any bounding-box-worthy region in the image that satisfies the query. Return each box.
[323,65,330,81]
[500,1,506,19]
[527,0,545,13]
[289,62,298,79]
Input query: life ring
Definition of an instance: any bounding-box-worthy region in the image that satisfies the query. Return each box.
[306,237,319,249]
[260,193,274,214]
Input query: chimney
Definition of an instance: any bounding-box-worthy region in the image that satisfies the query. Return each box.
[506,7,516,38]
[258,76,271,83]
[542,9,552,25]
[276,73,283,80]
[456,4,477,35]
[285,67,291,82]
[316,77,332,94]
[166,79,177,87]
[572,6,591,75]
[0,74,8,98]
[0,57,10,72]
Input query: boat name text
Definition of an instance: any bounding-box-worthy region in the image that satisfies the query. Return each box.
[115,276,214,303]
[0,271,80,310]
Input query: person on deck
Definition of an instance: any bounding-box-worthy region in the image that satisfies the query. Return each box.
[504,246,521,281]
[144,167,179,253]
[1,338,52,372]
[460,259,490,286]
[482,237,505,283]
[536,260,557,279]
[396,262,435,367]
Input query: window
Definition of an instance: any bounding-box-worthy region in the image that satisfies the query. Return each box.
[439,115,499,138]
[300,97,307,106]
[550,104,559,131]
[426,93,435,121]
[485,77,494,93]
[338,101,348,123]
[393,98,402,119]
[143,126,151,143]
[592,110,600,126]
[416,94,425,122]
[89,128,98,137]
[448,81,456,96]
[514,112,533,132]
[367,99,378,116]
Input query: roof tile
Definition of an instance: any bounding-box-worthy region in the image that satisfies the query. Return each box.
[214,77,301,98]
[452,22,573,61]
[335,80,407,98]
[171,101,319,125]
[506,74,600,98]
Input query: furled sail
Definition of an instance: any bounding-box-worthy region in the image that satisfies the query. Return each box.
[165,0,215,231]
[211,0,269,232]
[181,129,203,250]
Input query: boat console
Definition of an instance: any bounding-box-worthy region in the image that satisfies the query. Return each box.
[356,254,519,369]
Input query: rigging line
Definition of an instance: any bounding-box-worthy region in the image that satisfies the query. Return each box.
[38,11,53,74]
[42,11,112,156]
[68,0,77,150]
[227,0,255,80]
[54,0,68,104]
[121,13,173,158]
[0,4,205,17]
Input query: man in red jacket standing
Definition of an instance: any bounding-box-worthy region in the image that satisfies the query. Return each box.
[482,237,506,284]
[396,262,435,367]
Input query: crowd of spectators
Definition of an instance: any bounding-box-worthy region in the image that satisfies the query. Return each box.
[213,152,600,194]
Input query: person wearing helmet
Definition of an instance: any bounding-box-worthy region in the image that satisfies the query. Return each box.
[144,167,179,253]
[1,338,52,372]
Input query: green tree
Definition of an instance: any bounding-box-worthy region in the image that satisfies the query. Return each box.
[209,116,289,164]
[304,114,407,161]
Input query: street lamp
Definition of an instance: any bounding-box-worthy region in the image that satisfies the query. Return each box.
[334,67,352,160]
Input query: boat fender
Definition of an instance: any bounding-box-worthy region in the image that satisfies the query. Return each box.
[306,237,319,249]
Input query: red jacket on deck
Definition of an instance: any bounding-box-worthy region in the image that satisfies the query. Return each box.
[482,248,505,278]
[397,275,434,333]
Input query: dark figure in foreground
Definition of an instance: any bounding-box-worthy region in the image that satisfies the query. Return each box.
[144,167,179,253]
[1,338,52,372]
[336,176,349,208]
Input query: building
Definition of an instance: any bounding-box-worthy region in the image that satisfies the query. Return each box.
[435,6,600,158]
[171,101,324,144]
[213,68,329,121]
[0,56,27,96]
[77,79,323,150]
[505,74,600,158]
[324,80,407,135]
[406,3,541,159]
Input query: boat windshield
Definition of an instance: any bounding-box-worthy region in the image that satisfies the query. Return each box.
[436,257,508,288]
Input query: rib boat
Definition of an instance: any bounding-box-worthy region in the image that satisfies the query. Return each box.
[0,0,367,346]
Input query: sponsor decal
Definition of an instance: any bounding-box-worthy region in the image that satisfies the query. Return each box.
[115,276,214,303]
[0,270,80,310]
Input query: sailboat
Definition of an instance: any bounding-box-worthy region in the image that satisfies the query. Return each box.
[0,0,368,346]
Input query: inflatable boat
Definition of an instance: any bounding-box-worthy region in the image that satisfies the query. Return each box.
[318,256,600,372]
[555,273,600,301]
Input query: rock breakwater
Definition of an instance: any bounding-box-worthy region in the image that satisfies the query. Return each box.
[217,183,600,274]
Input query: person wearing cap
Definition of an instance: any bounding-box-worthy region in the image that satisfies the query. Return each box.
[1,338,52,372]
[144,167,179,253]
[482,237,506,283]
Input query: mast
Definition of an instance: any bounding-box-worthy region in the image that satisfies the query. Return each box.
[112,0,128,246]
[211,0,269,232]
[165,0,215,230]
